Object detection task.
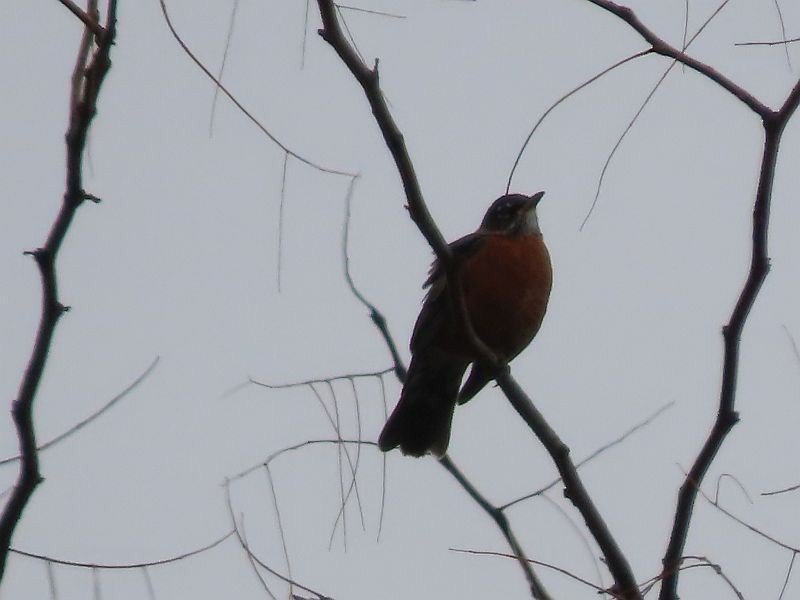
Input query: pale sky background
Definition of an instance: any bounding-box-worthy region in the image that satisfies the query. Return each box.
[3,1,800,599]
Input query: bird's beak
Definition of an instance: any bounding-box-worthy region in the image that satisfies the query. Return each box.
[528,191,545,209]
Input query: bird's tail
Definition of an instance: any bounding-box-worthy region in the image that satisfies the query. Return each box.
[378,352,467,458]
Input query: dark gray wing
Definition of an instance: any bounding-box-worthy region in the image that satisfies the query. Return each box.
[409,233,485,353]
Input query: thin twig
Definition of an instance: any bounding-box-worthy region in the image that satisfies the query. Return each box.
[341,177,407,379]
[248,368,393,391]
[336,4,405,19]
[229,439,378,485]
[737,36,800,47]
[327,381,348,550]
[698,487,800,552]
[142,567,156,600]
[46,561,57,600]
[10,530,235,569]
[538,493,604,590]
[779,552,797,600]
[239,513,278,600]
[580,61,674,230]
[376,376,388,542]
[440,456,553,600]
[678,556,745,600]
[223,482,333,600]
[277,152,289,293]
[0,357,159,467]
[713,473,753,505]
[762,482,800,497]
[92,567,102,600]
[209,0,241,136]
[772,0,792,69]
[501,402,673,510]
[449,547,611,596]
[158,0,355,178]
[301,0,311,69]
[264,466,293,599]
[506,49,650,193]
[57,0,105,37]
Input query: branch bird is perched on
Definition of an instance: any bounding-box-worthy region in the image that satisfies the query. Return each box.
[379,192,552,457]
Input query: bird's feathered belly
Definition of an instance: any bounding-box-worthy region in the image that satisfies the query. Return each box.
[460,234,552,359]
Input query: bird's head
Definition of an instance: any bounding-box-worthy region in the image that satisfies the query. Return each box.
[478,191,545,236]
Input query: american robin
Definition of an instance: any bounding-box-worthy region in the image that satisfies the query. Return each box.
[378,192,552,457]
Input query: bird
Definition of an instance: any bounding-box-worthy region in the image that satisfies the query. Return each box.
[378,192,552,457]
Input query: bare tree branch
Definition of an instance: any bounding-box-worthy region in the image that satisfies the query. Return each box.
[439,456,553,600]
[583,0,771,118]
[569,3,800,598]
[0,0,117,582]
[659,98,800,599]
[493,375,640,598]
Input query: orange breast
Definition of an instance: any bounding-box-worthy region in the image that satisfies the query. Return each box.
[460,234,552,359]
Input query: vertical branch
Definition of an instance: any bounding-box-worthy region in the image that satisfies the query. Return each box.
[0,0,117,581]
[659,95,799,598]
[566,3,800,597]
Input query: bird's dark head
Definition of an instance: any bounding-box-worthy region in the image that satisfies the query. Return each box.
[479,192,545,236]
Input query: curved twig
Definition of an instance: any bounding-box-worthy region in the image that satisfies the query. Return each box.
[582,0,734,229]
[158,0,355,178]
[506,49,651,193]
[224,482,333,600]
[10,530,235,569]
[342,176,407,379]
[0,357,159,467]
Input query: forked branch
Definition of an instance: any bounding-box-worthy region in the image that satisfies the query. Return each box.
[576,2,800,599]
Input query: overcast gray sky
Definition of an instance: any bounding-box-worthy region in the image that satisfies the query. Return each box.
[3,1,800,598]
